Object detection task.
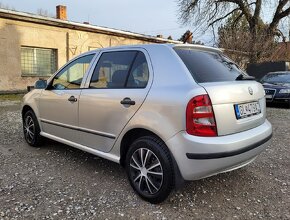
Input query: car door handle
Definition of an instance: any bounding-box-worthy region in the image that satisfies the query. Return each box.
[68,96,77,102]
[120,97,135,106]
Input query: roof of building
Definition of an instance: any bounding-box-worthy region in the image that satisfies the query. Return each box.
[270,42,290,62]
[0,8,181,44]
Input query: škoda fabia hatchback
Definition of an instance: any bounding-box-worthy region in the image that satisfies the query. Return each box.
[22,44,272,203]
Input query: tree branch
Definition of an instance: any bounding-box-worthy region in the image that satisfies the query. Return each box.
[269,6,290,33]
[208,2,256,28]
[253,0,262,25]
[275,0,289,14]
[234,0,253,25]
[207,2,219,23]
[208,7,240,27]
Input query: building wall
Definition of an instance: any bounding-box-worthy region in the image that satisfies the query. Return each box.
[0,17,148,93]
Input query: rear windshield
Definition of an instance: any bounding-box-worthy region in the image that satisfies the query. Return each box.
[174,48,245,83]
[260,72,290,84]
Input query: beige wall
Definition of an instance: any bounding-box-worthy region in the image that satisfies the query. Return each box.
[0,18,148,92]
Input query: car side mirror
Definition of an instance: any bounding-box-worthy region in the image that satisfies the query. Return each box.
[34,79,47,89]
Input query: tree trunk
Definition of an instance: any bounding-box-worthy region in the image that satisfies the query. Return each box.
[249,24,258,64]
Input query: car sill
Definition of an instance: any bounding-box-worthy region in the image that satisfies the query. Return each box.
[40,132,120,163]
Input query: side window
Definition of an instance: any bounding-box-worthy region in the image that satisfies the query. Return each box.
[51,54,95,90]
[90,51,137,89]
[127,52,149,88]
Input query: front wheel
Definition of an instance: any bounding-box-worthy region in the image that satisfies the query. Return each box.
[23,110,42,147]
[125,136,174,204]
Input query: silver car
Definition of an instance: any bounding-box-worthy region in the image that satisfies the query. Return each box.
[22,44,272,203]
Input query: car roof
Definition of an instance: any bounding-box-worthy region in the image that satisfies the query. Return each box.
[87,43,222,53]
[266,71,290,75]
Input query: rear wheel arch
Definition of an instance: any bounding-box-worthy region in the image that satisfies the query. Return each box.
[119,128,185,189]
[120,128,157,167]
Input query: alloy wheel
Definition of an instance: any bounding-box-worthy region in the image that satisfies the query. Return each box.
[24,115,35,144]
[129,148,163,195]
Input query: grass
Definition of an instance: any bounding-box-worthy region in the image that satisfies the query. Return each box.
[0,94,24,101]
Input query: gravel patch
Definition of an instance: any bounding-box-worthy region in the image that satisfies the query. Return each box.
[0,101,289,219]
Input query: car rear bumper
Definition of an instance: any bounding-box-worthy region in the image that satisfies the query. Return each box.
[166,120,272,181]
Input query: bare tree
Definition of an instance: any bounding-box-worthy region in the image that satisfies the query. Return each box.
[37,8,55,18]
[0,2,15,10]
[178,0,290,63]
[218,11,279,66]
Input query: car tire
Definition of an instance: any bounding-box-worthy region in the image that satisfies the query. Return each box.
[125,136,174,204]
[23,110,42,147]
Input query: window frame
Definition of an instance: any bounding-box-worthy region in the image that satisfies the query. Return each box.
[126,52,150,89]
[85,49,151,90]
[21,46,58,77]
[46,52,97,90]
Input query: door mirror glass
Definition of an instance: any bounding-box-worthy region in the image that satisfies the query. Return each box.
[34,80,47,89]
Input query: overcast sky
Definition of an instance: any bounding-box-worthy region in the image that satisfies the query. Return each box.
[0,0,214,43]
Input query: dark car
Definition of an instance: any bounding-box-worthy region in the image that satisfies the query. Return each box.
[261,71,290,107]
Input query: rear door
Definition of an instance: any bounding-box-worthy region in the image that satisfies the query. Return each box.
[38,54,95,143]
[174,47,266,136]
[78,49,152,152]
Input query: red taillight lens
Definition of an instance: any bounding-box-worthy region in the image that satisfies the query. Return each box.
[186,94,217,137]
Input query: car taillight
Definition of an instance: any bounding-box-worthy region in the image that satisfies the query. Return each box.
[186,94,217,137]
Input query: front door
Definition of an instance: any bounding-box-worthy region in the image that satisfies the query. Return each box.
[79,50,152,152]
[38,54,95,143]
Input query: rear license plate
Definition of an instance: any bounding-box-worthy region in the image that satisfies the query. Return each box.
[234,101,261,119]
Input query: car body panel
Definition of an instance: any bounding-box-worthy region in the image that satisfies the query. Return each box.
[22,89,43,123]
[35,51,98,144]
[200,81,266,135]
[166,120,272,180]
[77,48,154,152]
[38,89,81,143]
[78,88,150,152]
[40,131,120,163]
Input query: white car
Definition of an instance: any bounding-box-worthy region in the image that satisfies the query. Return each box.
[22,44,272,203]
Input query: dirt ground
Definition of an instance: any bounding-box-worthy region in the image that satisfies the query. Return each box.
[0,99,289,219]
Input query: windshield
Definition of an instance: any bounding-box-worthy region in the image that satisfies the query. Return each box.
[261,72,290,84]
[174,47,247,83]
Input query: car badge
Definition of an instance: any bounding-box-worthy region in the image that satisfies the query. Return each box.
[248,87,253,95]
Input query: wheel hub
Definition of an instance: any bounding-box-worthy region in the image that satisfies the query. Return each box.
[140,167,148,177]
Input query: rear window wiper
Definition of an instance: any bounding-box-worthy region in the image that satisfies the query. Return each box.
[236,74,256,81]
[223,60,238,68]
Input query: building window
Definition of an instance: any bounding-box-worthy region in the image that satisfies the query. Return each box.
[21,46,57,77]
